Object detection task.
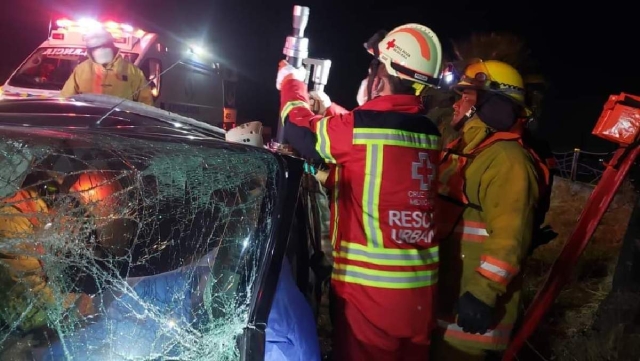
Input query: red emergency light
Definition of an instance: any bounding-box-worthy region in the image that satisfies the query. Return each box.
[55,18,146,39]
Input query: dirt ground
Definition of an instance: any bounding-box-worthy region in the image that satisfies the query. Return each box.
[518,177,636,360]
[316,176,637,360]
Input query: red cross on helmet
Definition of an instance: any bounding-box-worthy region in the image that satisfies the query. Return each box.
[368,23,443,88]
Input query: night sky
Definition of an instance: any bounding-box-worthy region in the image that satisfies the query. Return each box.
[0,0,637,152]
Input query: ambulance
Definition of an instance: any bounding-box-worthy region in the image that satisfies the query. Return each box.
[0,18,238,128]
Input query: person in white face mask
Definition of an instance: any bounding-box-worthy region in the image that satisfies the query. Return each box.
[60,27,153,105]
[356,76,369,106]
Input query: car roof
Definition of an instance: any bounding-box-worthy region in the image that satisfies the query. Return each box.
[0,94,227,140]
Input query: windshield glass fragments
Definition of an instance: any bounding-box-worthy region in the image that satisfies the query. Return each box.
[0,131,278,360]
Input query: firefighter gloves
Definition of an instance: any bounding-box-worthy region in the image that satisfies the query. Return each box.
[276,60,307,90]
[455,291,494,335]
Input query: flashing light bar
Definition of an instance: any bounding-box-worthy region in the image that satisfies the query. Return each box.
[55,18,146,38]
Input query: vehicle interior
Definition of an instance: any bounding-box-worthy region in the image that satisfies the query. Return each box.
[0,130,282,360]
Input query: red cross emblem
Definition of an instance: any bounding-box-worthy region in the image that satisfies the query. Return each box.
[386,39,396,50]
[412,153,435,191]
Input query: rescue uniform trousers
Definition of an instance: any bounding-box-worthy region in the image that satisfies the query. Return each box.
[331,292,430,361]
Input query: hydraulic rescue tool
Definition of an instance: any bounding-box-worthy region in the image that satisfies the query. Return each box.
[272,5,310,152]
[270,5,334,321]
[272,5,333,151]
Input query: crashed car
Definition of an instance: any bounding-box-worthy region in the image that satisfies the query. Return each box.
[0,95,323,361]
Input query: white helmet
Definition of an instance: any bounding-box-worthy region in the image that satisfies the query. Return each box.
[369,23,443,87]
[85,27,114,48]
[225,121,264,147]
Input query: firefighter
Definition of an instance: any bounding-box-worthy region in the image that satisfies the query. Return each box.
[0,171,132,332]
[432,60,549,360]
[60,27,153,105]
[0,185,95,332]
[277,23,444,360]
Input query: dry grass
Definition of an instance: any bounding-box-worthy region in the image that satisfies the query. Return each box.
[519,177,637,360]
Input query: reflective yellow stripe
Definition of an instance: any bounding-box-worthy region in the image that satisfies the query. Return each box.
[332,263,437,289]
[353,128,440,149]
[335,127,440,289]
[280,100,310,125]
[362,144,384,247]
[314,117,336,163]
[337,241,438,266]
[330,166,341,248]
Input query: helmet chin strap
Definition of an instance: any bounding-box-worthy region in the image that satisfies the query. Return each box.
[453,105,477,131]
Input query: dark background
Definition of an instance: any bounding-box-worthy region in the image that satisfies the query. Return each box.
[1,0,637,152]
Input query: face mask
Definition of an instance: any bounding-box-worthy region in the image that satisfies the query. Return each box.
[92,48,115,65]
[356,77,368,106]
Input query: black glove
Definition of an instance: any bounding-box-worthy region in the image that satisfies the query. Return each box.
[455,291,494,335]
[528,225,558,255]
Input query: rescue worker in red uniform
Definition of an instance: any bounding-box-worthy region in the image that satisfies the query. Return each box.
[277,23,445,360]
[432,60,550,360]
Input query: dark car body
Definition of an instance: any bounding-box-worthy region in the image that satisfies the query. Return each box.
[0,95,322,360]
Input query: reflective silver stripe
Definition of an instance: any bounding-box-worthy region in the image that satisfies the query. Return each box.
[454,225,489,236]
[479,261,513,281]
[314,117,335,162]
[333,265,437,289]
[353,129,439,150]
[363,144,383,247]
[329,165,341,248]
[339,243,438,266]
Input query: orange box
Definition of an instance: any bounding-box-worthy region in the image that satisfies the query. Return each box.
[592,93,640,145]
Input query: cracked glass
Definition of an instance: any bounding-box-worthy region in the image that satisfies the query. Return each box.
[0,128,278,360]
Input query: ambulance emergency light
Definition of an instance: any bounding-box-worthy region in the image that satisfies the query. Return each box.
[55,18,146,39]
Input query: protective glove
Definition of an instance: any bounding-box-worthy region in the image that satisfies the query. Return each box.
[276,60,307,90]
[455,291,494,335]
[309,90,332,115]
[528,225,558,255]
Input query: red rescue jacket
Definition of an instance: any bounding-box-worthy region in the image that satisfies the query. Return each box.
[280,78,441,337]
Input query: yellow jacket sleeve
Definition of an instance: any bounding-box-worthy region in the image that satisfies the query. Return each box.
[60,68,79,97]
[0,205,54,331]
[0,204,85,331]
[465,145,539,307]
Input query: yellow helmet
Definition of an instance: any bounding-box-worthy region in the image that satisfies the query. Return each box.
[455,60,526,105]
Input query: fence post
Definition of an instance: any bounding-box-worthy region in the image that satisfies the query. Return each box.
[570,148,580,181]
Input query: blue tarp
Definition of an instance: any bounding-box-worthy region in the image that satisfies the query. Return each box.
[35,257,320,360]
[265,258,321,361]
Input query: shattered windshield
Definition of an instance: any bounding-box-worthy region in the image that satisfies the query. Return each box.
[7,48,139,91]
[0,128,278,360]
